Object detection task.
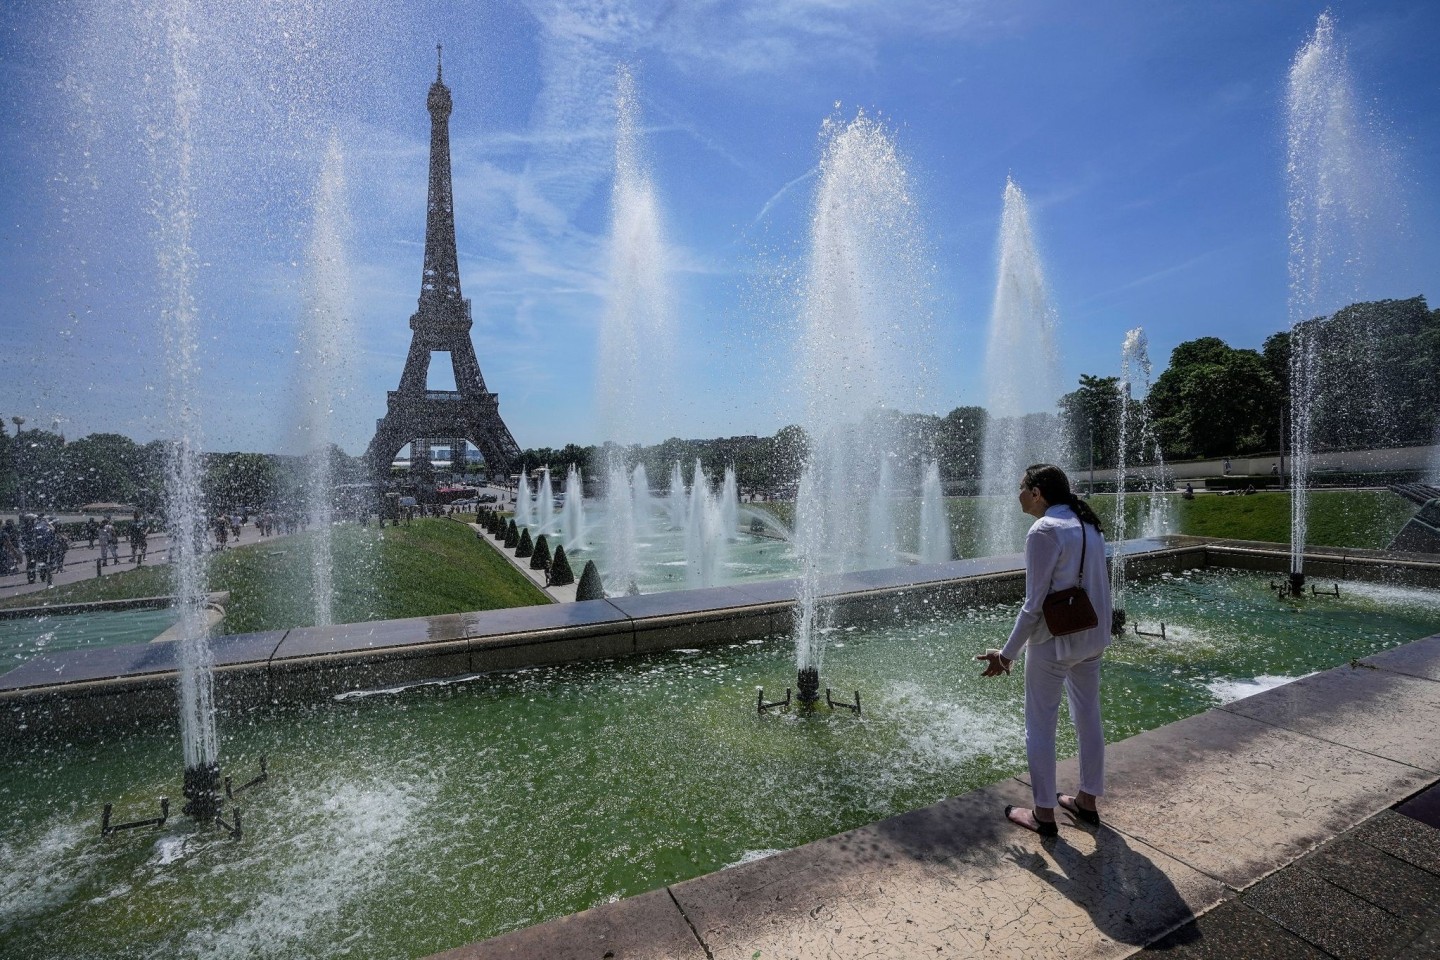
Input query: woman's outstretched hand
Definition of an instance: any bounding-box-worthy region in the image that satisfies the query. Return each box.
[976,649,1013,677]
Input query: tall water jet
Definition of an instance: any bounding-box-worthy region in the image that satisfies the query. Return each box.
[605,461,638,594]
[631,463,653,538]
[1111,328,1173,617]
[596,65,672,592]
[151,0,218,819]
[866,462,897,569]
[537,467,555,536]
[667,461,686,529]
[562,465,586,551]
[684,463,724,588]
[514,467,534,528]
[297,136,354,628]
[979,178,1062,555]
[1285,11,1390,590]
[719,466,739,539]
[918,460,952,564]
[791,111,935,705]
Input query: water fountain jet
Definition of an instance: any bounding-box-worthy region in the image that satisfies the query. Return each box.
[978,178,1062,556]
[789,109,935,703]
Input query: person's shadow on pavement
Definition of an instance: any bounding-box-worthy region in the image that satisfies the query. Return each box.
[1005,824,1202,948]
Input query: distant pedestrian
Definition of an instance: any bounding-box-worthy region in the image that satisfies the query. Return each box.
[0,520,19,575]
[85,517,99,549]
[101,520,120,566]
[1222,458,1232,476]
[129,522,148,564]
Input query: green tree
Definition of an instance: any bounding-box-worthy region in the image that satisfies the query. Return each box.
[1148,339,1280,459]
[62,433,146,507]
[1058,376,1123,469]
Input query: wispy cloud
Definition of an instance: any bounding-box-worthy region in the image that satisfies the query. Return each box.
[753,166,818,226]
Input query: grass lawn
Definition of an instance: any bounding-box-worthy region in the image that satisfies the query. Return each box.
[752,488,1417,555]
[0,519,549,633]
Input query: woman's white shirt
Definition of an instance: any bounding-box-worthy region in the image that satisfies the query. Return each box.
[999,504,1114,663]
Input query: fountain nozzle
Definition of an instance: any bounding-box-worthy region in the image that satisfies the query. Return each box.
[182,762,223,821]
[1289,571,1306,593]
[796,666,821,707]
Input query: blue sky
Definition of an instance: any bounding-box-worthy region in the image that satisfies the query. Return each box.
[1,0,1436,455]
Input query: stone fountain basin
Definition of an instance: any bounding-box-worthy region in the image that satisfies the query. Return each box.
[1,537,1438,960]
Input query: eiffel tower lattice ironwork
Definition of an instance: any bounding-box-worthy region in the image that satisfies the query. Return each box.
[366,47,521,481]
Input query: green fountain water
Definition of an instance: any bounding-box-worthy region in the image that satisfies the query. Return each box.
[2,568,1436,959]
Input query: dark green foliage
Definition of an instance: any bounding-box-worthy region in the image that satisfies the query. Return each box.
[549,544,575,585]
[1059,375,1124,469]
[575,560,605,601]
[515,527,533,558]
[504,519,518,548]
[1148,339,1281,459]
[530,534,551,570]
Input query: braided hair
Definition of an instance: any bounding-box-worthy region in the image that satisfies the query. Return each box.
[1023,463,1104,534]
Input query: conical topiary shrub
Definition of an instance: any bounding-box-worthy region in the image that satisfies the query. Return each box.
[548,544,575,585]
[575,560,605,601]
[530,534,551,570]
[504,519,519,548]
[515,528,533,558]
[490,514,502,536]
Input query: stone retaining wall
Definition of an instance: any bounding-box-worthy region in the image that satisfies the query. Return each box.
[3,538,1437,739]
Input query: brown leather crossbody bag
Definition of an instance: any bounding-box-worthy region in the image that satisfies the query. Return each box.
[1041,521,1099,636]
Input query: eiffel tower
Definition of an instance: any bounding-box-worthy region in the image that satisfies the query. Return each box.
[366,48,521,482]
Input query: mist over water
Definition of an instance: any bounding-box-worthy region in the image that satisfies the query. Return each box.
[791,111,935,677]
[979,178,1062,556]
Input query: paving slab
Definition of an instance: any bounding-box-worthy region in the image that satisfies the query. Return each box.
[1351,809,1440,876]
[670,779,1227,960]
[1044,708,1434,888]
[1362,633,1440,681]
[730,578,801,604]
[1302,835,1440,925]
[1242,866,1421,960]
[425,887,705,960]
[458,599,630,639]
[1219,662,1440,771]
[605,586,760,619]
[273,614,468,660]
[1138,899,1330,958]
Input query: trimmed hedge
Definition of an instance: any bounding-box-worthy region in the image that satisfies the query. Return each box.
[575,560,605,601]
[515,528,533,558]
[549,544,575,585]
[530,534,551,571]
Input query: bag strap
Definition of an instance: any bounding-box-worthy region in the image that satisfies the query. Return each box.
[1075,508,1088,589]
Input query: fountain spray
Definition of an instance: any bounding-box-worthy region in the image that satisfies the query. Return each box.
[298,135,354,628]
[790,110,933,707]
[1285,11,1389,593]
[597,65,672,594]
[978,178,1062,556]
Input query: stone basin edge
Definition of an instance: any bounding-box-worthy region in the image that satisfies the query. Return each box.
[2,537,1436,739]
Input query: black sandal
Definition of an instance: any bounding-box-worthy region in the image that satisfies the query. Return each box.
[1057,794,1100,826]
[1005,804,1058,837]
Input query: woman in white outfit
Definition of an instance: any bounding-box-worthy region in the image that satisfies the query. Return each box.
[976,463,1113,836]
